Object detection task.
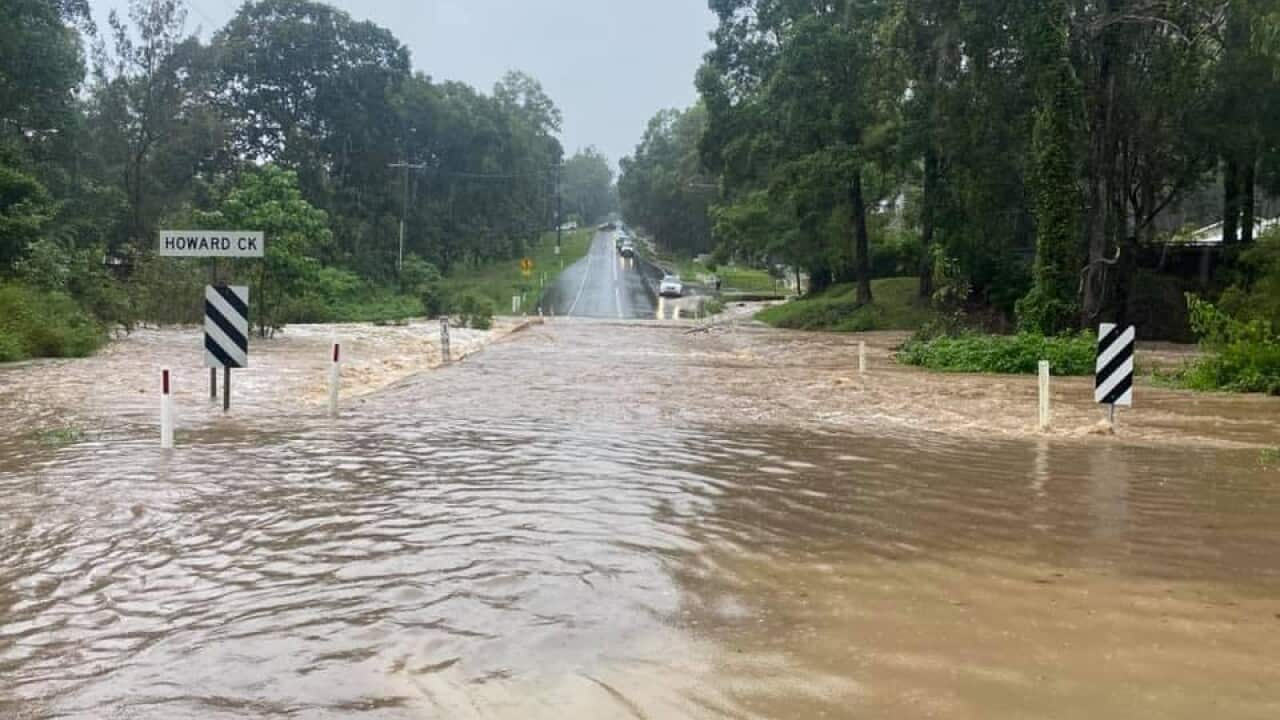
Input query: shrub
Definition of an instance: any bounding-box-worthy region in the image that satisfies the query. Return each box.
[15,239,137,331]
[899,331,1097,375]
[0,328,22,362]
[1177,295,1280,395]
[457,291,496,330]
[0,283,104,361]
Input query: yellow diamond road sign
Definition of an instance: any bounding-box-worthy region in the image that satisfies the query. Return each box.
[521,257,533,276]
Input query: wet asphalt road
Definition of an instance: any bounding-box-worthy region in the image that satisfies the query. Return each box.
[541,231,661,319]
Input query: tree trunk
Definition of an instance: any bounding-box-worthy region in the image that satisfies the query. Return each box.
[1082,3,1120,327]
[850,171,873,306]
[1222,156,1241,246]
[1242,158,1256,244]
[919,148,938,299]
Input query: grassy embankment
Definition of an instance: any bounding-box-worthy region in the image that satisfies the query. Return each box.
[757,277,1097,375]
[758,277,935,332]
[644,251,783,310]
[0,284,105,362]
[441,229,593,316]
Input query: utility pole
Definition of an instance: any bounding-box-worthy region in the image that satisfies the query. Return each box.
[389,160,426,275]
[555,160,563,254]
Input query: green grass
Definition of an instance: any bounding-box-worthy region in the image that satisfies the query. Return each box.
[899,332,1098,375]
[0,283,104,362]
[441,229,593,315]
[718,265,781,294]
[661,255,781,294]
[757,277,936,332]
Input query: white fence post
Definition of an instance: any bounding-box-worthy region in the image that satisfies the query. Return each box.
[160,369,174,449]
[1038,360,1051,432]
[329,344,341,418]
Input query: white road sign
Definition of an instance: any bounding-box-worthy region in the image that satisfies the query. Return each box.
[159,230,265,258]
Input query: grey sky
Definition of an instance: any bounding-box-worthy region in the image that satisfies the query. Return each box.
[89,0,716,169]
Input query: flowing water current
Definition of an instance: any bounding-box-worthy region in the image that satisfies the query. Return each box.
[1,321,1278,719]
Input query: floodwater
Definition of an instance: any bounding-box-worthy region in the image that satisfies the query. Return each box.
[1,319,1279,719]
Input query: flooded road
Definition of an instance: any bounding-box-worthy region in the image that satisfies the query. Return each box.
[2,319,1279,719]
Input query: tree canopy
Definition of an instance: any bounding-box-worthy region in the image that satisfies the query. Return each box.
[649,0,1280,333]
[0,0,616,337]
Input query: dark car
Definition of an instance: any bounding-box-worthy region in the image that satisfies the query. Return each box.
[620,241,636,258]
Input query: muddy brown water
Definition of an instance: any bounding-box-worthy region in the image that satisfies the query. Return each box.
[1,320,1279,719]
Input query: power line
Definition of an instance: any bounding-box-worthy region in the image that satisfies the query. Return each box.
[394,165,553,181]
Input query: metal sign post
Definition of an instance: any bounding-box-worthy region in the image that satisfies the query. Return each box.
[159,230,263,420]
[205,285,250,412]
[440,317,451,363]
[1095,323,1136,429]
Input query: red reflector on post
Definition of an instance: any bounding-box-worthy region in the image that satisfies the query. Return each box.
[162,369,170,395]
[333,344,340,363]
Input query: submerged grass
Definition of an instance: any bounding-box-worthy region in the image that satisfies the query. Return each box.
[1261,447,1280,469]
[35,425,87,447]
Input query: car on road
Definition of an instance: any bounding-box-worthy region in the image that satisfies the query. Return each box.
[620,240,636,258]
[659,274,684,297]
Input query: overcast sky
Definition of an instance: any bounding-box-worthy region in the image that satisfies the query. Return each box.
[88,0,716,169]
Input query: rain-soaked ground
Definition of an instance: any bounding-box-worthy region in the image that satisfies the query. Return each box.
[1,318,1279,719]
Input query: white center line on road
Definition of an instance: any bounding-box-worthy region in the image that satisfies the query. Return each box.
[566,235,597,316]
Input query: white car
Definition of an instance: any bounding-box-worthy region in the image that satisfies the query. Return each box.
[659,275,684,297]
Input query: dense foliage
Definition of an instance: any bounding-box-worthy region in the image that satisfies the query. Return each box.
[618,106,715,255]
[1179,289,1280,394]
[0,0,613,358]
[620,1,1280,343]
[561,147,618,226]
[899,332,1099,376]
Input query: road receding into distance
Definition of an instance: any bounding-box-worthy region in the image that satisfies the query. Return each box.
[541,230,661,319]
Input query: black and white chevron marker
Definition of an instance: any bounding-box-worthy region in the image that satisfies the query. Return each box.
[204,285,250,369]
[1095,323,1135,407]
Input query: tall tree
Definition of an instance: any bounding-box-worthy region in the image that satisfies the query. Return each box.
[619,106,715,255]
[561,147,616,224]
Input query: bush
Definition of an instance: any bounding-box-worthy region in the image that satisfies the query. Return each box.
[0,283,104,361]
[15,238,137,331]
[899,331,1097,375]
[1177,295,1280,395]
[456,291,496,330]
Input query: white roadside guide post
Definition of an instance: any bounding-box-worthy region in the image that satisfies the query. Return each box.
[328,343,341,418]
[859,341,868,375]
[440,317,451,363]
[160,369,175,449]
[1038,360,1051,431]
[512,295,521,314]
[1095,323,1136,430]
